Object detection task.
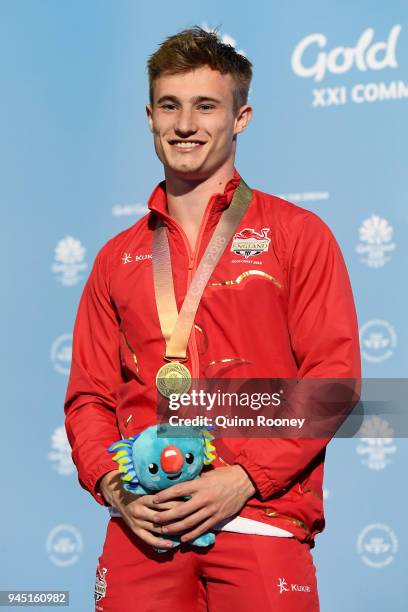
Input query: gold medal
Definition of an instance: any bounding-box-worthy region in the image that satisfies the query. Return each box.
[156,361,192,398]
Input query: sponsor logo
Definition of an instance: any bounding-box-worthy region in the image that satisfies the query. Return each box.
[121,253,152,265]
[46,524,83,567]
[277,577,311,594]
[360,319,397,363]
[112,203,147,217]
[277,577,289,594]
[94,567,108,603]
[357,524,398,568]
[52,236,88,286]
[356,416,397,470]
[356,215,395,267]
[48,425,75,476]
[231,228,271,259]
[291,25,401,82]
[50,333,72,375]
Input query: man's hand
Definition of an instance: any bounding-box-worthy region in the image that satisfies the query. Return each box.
[151,465,256,543]
[98,471,183,550]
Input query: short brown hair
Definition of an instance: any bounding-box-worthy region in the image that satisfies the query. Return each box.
[147,26,252,114]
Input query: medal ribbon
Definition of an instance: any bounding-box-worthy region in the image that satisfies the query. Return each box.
[152,178,253,362]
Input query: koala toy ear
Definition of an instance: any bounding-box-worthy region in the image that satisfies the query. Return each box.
[108,436,140,487]
[200,429,216,465]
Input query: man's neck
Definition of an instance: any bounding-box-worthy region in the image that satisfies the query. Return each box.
[164,162,235,253]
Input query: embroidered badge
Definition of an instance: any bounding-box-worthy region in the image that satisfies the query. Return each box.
[231,228,271,259]
[94,567,108,603]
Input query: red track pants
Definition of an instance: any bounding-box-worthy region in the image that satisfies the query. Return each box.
[95,518,320,612]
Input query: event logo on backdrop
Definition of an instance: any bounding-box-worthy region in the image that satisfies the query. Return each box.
[50,333,72,375]
[359,319,397,363]
[277,190,329,204]
[356,215,395,267]
[46,524,83,567]
[291,25,406,107]
[48,425,75,476]
[112,202,147,217]
[52,236,88,286]
[356,416,397,470]
[356,524,398,568]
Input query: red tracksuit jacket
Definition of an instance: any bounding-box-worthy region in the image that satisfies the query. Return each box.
[64,167,361,546]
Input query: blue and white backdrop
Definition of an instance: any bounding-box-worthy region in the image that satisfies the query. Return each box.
[2,1,407,610]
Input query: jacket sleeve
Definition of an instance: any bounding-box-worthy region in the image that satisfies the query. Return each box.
[233,211,361,500]
[64,242,122,506]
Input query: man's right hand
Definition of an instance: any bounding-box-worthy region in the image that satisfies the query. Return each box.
[98,471,181,550]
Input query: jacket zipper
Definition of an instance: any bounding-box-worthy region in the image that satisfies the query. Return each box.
[166,198,215,379]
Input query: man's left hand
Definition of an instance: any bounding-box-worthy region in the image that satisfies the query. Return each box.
[151,465,256,543]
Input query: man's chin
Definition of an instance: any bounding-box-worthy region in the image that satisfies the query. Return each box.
[165,162,209,181]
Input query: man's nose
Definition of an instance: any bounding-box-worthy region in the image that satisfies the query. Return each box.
[174,108,197,135]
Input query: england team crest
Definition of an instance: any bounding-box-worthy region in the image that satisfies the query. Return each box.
[231,228,271,259]
[94,567,107,602]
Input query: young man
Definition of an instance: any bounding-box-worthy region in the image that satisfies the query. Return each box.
[65,26,361,611]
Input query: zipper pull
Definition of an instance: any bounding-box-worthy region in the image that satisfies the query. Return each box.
[188,254,194,270]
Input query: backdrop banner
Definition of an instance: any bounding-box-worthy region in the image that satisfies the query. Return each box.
[3,2,407,611]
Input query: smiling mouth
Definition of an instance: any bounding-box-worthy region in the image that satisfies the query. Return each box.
[168,140,206,150]
[167,472,182,480]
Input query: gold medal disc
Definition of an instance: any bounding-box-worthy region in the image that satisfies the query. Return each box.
[156,361,192,398]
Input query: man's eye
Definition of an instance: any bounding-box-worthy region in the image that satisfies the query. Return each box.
[161,104,176,110]
[198,104,214,111]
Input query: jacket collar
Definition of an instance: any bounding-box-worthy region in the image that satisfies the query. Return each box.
[147,167,242,218]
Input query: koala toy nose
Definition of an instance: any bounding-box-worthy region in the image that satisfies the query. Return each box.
[160,445,183,473]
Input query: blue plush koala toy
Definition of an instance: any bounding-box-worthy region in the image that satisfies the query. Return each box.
[108,424,216,552]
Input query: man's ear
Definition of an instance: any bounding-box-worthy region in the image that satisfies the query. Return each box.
[234,104,253,136]
[146,103,154,133]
